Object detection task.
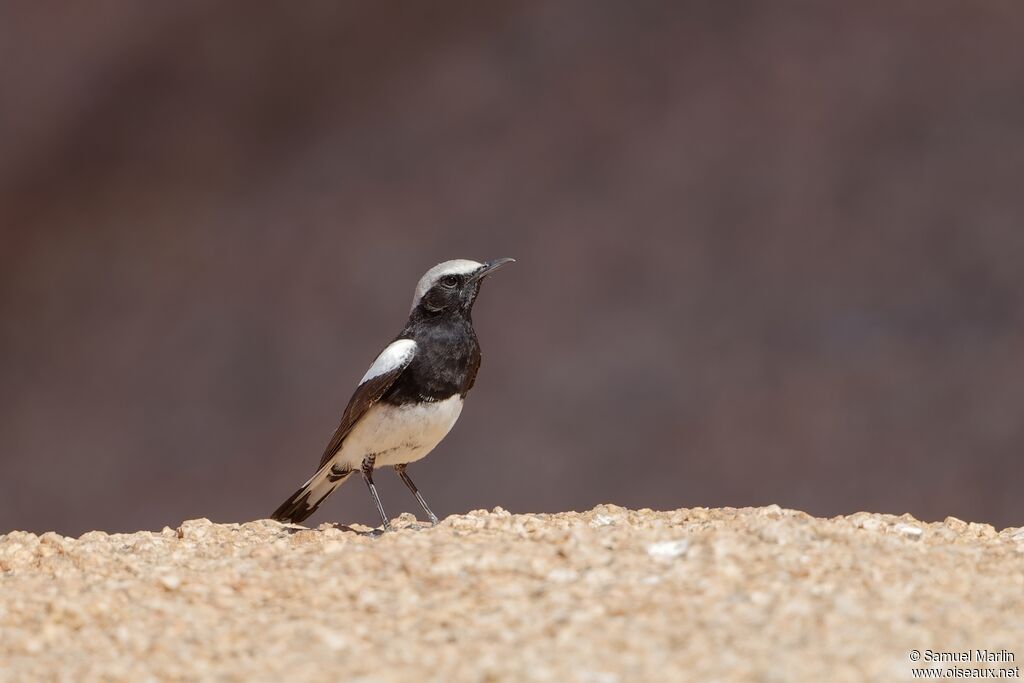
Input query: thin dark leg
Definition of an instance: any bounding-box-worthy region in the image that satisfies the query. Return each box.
[394,464,440,525]
[361,455,391,531]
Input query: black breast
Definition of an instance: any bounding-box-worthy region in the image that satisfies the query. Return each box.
[382,315,481,405]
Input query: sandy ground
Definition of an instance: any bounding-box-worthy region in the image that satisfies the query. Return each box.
[1,505,1023,682]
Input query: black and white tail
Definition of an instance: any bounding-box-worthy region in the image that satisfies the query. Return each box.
[271,464,352,524]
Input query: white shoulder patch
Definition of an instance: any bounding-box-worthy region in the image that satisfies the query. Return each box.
[359,339,417,384]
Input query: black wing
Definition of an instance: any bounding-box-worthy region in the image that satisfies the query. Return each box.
[316,339,417,470]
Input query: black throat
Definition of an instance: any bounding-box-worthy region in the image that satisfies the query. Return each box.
[381,310,481,405]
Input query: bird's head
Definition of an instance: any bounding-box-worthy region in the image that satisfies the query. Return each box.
[410,258,515,317]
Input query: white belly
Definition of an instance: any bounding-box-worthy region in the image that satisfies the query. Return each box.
[334,395,464,469]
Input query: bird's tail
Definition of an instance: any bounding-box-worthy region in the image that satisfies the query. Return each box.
[271,463,353,524]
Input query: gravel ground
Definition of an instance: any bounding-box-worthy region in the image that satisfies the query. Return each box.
[2,505,1023,682]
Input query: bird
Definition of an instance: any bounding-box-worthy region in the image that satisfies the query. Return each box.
[271,257,514,530]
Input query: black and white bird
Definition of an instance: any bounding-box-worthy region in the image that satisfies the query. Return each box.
[271,257,514,530]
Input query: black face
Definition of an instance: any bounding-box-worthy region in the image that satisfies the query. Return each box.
[412,258,514,319]
[418,272,482,316]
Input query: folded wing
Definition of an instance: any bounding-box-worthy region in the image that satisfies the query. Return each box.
[316,338,417,469]
[271,338,418,524]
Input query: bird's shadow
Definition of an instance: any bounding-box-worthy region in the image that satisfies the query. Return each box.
[278,523,375,537]
[279,522,431,537]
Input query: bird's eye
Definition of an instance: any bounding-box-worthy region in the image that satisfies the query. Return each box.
[440,274,459,288]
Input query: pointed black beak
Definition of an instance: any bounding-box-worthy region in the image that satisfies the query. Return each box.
[470,257,515,281]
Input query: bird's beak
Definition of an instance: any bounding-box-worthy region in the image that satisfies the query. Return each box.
[470,257,516,281]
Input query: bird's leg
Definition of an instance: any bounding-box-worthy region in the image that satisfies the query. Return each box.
[360,455,391,532]
[394,464,440,525]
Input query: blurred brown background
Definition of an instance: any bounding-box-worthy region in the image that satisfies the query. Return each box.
[2,2,1023,535]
